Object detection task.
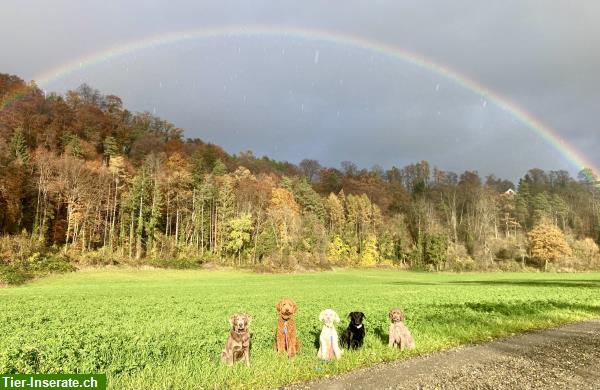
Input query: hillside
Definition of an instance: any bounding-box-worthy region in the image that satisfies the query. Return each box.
[1,72,599,282]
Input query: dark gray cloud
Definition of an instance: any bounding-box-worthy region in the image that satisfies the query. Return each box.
[1,0,598,181]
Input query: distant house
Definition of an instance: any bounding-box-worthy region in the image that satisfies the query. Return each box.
[504,188,516,196]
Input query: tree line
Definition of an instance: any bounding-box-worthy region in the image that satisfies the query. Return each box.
[1,73,599,274]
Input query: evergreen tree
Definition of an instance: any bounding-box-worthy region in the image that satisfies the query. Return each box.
[212,159,228,176]
[531,192,551,224]
[103,136,119,158]
[423,233,448,270]
[9,128,29,165]
[515,180,531,228]
[283,176,326,221]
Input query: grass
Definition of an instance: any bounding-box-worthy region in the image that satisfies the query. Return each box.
[1,269,599,389]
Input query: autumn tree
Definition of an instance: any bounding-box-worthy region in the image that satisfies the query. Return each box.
[528,221,572,271]
[3,72,600,272]
[325,192,345,234]
[267,187,300,260]
[226,213,253,265]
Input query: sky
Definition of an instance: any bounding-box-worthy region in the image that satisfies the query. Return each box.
[1,0,599,182]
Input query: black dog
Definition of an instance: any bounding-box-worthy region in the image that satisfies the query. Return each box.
[342,311,365,349]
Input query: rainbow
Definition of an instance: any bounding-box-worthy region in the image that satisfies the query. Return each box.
[2,25,598,182]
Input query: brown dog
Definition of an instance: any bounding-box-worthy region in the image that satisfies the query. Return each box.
[274,298,300,358]
[388,308,415,351]
[221,313,252,366]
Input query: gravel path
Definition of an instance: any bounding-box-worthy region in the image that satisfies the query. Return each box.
[284,319,600,390]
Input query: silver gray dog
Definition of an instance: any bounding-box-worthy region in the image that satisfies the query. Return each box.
[221,313,252,366]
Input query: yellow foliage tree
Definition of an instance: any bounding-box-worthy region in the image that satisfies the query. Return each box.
[325,193,345,234]
[360,233,379,267]
[327,234,350,265]
[527,221,572,271]
[267,187,300,255]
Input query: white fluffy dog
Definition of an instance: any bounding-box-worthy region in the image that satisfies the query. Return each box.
[317,309,343,360]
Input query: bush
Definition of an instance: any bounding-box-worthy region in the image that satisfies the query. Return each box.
[0,251,75,286]
[148,256,202,269]
[27,253,75,273]
[75,249,120,266]
[446,243,476,271]
[0,264,32,285]
[572,238,599,265]
[489,236,527,263]
[496,259,524,272]
[0,232,46,265]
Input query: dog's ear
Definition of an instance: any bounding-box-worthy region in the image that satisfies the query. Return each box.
[318,310,326,321]
[291,299,298,314]
[246,315,252,324]
[334,311,340,323]
[399,311,405,321]
[229,314,236,327]
[388,310,394,321]
[347,312,352,319]
[360,312,366,320]
[275,300,281,313]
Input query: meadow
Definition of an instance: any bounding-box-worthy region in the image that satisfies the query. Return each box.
[1,269,599,389]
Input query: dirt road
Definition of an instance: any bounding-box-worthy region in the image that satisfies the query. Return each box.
[284,319,600,389]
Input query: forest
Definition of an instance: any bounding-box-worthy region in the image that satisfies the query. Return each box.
[1,72,599,283]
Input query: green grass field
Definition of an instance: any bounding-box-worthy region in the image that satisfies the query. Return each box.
[1,269,599,389]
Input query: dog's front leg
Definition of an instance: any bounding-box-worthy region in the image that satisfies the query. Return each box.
[388,329,395,347]
[221,350,233,365]
[275,332,282,352]
[244,349,250,367]
[334,334,342,359]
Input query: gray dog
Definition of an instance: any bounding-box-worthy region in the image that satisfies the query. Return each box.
[388,308,415,351]
[221,313,252,366]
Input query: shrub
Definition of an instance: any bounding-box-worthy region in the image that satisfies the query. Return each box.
[0,264,32,285]
[496,259,524,272]
[0,251,75,286]
[0,232,46,265]
[446,242,475,271]
[572,238,599,265]
[75,249,119,266]
[149,256,201,270]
